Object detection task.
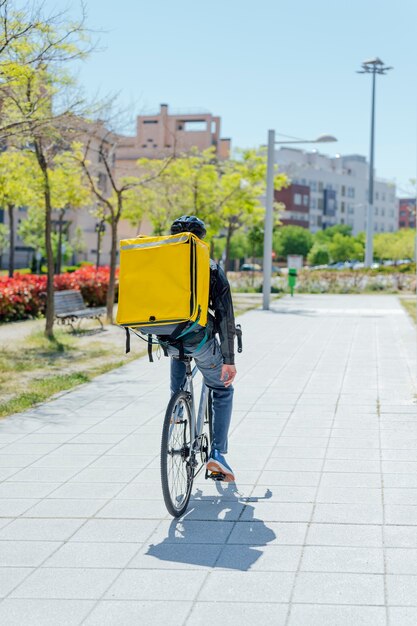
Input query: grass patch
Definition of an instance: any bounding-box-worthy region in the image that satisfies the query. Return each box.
[400,297,417,324]
[0,293,276,419]
[0,372,90,417]
[0,322,145,419]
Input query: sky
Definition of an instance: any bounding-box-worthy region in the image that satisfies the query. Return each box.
[48,0,417,195]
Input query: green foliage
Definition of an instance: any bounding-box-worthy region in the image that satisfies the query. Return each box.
[374,229,415,261]
[0,224,9,254]
[128,148,288,250]
[327,233,364,262]
[273,225,313,259]
[247,224,264,258]
[307,243,330,266]
[315,225,353,243]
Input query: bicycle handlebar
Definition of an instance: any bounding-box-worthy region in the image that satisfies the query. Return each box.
[235,324,243,353]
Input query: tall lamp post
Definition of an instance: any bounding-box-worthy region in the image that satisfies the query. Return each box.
[357,58,393,267]
[263,132,337,310]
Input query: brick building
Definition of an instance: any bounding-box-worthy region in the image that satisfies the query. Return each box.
[274,184,310,228]
[398,199,416,229]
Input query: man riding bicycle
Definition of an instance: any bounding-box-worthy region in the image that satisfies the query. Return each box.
[163,215,236,482]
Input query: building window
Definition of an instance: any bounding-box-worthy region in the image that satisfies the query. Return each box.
[348,204,354,214]
[310,181,317,191]
[374,207,379,215]
[301,178,306,185]
[341,185,346,196]
[317,198,324,210]
[375,191,379,200]
[340,218,345,224]
[143,120,158,124]
[180,120,207,132]
[341,201,345,213]
[141,144,147,148]
[318,182,323,192]
[389,224,393,232]
[381,208,385,216]
[310,198,316,209]
[389,209,394,217]
[347,187,355,198]
[153,144,158,148]
[98,173,107,192]
[326,183,332,191]
[381,224,385,231]
[303,195,309,206]
[294,193,302,205]
[382,192,385,201]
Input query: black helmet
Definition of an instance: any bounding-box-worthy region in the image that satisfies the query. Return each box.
[170,215,206,239]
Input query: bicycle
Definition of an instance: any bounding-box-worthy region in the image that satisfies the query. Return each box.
[160,325,242,518]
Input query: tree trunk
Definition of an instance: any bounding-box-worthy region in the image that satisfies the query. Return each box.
[34,140,54,339]
[7,204,14,278]
[56,208,65,275]
[106,218,118,323]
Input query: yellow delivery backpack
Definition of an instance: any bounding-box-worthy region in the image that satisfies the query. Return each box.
[116,232,210,359]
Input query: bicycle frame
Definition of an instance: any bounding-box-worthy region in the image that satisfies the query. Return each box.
[180,358,209,458]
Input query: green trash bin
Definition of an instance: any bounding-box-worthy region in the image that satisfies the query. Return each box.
[288,268,297,296]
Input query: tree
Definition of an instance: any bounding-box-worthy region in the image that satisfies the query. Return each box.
[307,243,330,266]
[274,225,313,259]
[78,132,170,322]
[130,148,288,274]
[49,150,92,274]
[0,148,39,276]
[0,6,92,338]
[17,147,92,274]
[327,233,364,262]
[314,224,353,243]
[374,229,415,262]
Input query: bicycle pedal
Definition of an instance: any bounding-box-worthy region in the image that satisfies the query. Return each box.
[208,471,226,482]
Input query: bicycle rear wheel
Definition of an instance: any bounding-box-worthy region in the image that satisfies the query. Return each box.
[161,391,194,517]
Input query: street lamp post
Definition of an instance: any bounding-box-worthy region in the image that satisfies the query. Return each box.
[262,132,337,310]
[357,58,393,267]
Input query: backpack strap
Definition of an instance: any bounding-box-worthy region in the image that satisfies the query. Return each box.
[125,327,131,354]
[147,334,154,362]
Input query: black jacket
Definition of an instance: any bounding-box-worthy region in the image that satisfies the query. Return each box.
[208,260,236,365]
[179,260,236,364]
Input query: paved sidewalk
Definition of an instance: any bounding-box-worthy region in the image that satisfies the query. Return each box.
[0,294,415,625]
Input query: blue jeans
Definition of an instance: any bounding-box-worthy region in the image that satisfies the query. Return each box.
[168,338,233,454]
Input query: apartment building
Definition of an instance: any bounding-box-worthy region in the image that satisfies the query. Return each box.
[274,148,398,235]
[274,184,310,228]
[116,103,231,177]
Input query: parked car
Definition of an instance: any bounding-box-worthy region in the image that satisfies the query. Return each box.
[240,263,262,271]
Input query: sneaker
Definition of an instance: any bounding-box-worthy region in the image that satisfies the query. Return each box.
[206,449,235,482]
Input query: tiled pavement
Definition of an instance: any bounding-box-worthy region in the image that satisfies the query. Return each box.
[0,294,415,625]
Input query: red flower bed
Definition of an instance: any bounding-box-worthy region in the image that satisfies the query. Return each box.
[0,266,118,323]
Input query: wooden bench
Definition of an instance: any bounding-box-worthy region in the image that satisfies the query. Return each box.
[54,290,106,330]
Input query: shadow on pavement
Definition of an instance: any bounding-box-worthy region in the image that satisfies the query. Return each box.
[146,483,276,571]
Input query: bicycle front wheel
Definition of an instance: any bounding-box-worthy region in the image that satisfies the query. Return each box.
[161,391,194,517]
